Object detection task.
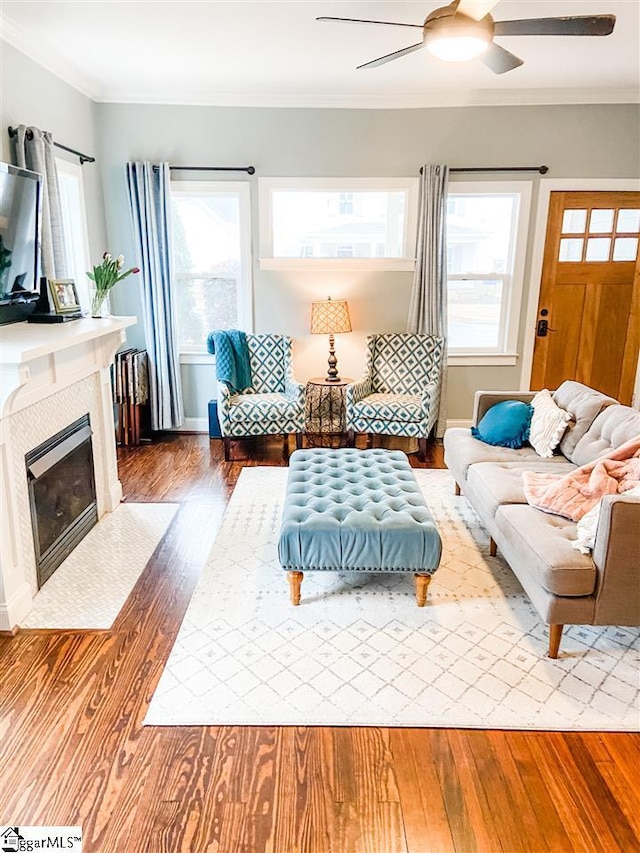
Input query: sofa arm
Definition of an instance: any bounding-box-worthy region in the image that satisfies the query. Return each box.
[346,377,372,407]
[592,494,640,626]
[473,390,536,426]
[217,382,232,435]
[285,379,305,405]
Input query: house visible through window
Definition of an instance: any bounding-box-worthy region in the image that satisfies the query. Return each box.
[259,178,418,270]
[446,182,532,358]
[171,181,252,354]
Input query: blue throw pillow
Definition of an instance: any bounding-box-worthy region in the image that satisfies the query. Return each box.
[471,400,533,449]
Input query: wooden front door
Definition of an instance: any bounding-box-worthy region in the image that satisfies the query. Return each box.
[531,191,640,404]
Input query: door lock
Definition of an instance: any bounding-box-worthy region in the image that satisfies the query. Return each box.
[536,319,557,337]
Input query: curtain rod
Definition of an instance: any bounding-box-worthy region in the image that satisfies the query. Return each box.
[7,126,95,164]
[421,165,549,175]
[158,165,256,175]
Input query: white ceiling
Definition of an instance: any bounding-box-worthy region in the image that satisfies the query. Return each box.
[1,0,639,108]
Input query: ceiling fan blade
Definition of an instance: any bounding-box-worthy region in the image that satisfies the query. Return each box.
[494,15,616,37]
[316,16,423,29]
[357,42,426,70]
[456,0,501,22]
[480,42,524,74]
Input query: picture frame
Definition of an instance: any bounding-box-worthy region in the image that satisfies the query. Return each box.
[48,279,81,315]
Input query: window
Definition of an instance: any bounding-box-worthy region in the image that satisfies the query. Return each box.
[558,206,640,264]
[446,182,532,362]
[259,178,418,270]
[171,181,252,356]
[56,158,91,311]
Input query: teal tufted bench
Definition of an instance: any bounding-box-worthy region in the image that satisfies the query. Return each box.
[278,448,442,606]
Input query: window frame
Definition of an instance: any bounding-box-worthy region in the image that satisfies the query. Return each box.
[446,180,532,366]
[170,179,253,359]
[258,177,419,270]
[55,157,91,312]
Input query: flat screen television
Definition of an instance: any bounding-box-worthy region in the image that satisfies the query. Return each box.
[0,161,42,323]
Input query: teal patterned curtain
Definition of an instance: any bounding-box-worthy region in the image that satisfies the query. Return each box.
[126,162,183,430]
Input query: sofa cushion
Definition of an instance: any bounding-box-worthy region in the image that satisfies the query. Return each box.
[467,460,577,521]
[495,505,597,596]
[443,428,541,483]
[571,405,640,467]
[552,381,617,461]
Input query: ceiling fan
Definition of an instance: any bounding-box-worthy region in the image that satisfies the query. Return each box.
[317,0,616,74]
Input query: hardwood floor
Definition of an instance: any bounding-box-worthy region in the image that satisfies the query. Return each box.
[1,433,638,852]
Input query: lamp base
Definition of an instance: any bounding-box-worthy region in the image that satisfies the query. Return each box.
[326,333,341,382]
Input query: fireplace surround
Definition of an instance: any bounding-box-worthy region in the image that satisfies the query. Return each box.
[0,315,136,631]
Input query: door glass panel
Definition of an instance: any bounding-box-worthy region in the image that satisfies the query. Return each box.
[561,209,586,233]
[612,237,638,261]
[585,237,611,261]
[559,238,583,261]
[617,209,640,233]
[589,209,614,233]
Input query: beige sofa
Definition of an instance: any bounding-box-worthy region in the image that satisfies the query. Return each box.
[444,381,640,658]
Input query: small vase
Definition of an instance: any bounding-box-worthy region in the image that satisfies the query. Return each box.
[91,291,110,318]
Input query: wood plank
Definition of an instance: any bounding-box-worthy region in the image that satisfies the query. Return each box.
[505,731,575,852]
[390,729,456,853]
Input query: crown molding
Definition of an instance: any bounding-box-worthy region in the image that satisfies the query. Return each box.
[94,86,640,109]
[0,18,101,101]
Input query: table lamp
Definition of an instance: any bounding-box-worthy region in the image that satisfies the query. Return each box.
[310,297,352,382]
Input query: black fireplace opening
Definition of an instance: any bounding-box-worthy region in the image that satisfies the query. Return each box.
[26,413,98,588]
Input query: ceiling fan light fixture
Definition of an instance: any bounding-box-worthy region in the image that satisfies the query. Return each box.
[426,35,489,61]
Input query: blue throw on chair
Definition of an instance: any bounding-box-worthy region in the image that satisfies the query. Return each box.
[207,329,252,394]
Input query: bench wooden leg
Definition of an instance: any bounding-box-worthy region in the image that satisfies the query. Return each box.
[454,481,461,496]
[414,573,432,607]
[489,537,497,557]
[288,571,303,605]
[548,624,564,659]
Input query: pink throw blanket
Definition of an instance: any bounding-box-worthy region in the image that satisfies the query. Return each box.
[523,435,640,521]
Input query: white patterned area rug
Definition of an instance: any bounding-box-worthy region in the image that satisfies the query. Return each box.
[20,503,179,630]
[145,469,639,730]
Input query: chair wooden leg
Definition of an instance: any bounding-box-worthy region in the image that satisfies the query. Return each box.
[296,432,303,449]
[489,537,497,557]
[347,429,356,447]
[283,434,290,462]
[548,624,564,659]
[414,573,431,607]
[418,437,427,462]
[454,482,461,496]
[288,571,303,605]
[224,436,232,462]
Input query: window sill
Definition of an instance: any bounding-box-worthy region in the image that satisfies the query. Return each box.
[180,352,213,365]
[447,353,519,366]
[259,258,416,272]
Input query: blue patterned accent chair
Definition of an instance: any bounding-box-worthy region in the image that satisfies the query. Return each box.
[346,333,445,461]
[217,334,305,461]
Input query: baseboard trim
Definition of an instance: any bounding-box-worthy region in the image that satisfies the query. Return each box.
[446,419,473,429]
[172,417,208,434]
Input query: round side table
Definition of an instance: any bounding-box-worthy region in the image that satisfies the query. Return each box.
[305,377,353,448]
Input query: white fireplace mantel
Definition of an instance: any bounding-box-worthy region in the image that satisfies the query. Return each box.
[0,316,137,631]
